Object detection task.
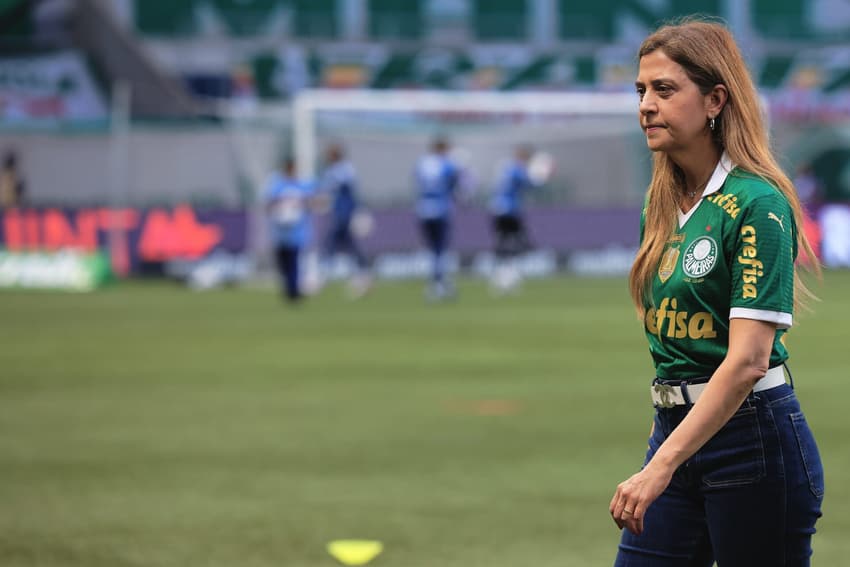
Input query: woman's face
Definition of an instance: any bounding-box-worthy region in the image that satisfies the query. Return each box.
[635,50,712,156]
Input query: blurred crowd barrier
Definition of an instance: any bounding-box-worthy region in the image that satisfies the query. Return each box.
[0,200,848,288]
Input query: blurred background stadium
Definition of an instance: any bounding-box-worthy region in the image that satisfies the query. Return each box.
[1,1,850,566]
[1,0,850,284]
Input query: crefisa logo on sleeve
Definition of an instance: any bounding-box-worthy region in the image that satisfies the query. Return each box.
[682,236,718,278]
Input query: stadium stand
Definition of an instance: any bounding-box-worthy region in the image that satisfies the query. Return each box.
[472,0,527,41]
[76,0,202,118]
[134,0,198,37]
[369,0,423,40]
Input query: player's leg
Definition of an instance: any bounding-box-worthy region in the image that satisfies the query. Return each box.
[493,215,522,293]
[514,214,532,253]
[322,225,338,261]
[420,219,439,296]
[420,218,452,299]
[505,215,525,290]
[334,221,368,271]
[340,222,372,297]
[274,245,289,296]
[317,227,335,290]
[324,222,339,257]
[491,215,512,292]
[492,215,510,258]
[434,217,454,296]
[282,245,301,301]
[420,219,435,280]
[421,219,441,281]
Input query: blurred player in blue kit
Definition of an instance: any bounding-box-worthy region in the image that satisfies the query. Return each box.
[489,145,553,294]
[265,156,315,303]
[318,142,372,297]
[414,136,462,301]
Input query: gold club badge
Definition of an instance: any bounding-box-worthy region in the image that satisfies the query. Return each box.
[658,246,680,283]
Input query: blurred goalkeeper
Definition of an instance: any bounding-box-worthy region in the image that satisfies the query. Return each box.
[413,136,462,301]
[489,145,553,293]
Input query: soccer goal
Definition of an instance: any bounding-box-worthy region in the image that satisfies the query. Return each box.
[221,90,650,283]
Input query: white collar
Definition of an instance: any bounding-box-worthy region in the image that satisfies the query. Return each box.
[678,152,736,227]
[702,151,735,197]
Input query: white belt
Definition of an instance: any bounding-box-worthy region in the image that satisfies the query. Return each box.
[650,365,786,408]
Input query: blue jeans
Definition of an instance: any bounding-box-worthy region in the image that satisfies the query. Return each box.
[615,383,824,566]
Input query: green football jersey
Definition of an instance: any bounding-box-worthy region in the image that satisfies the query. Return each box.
[642,155,798,379]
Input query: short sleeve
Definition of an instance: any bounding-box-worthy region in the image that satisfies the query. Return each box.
[729,191,795,328]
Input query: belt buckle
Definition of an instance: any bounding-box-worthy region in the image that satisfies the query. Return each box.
[653,383,677,408]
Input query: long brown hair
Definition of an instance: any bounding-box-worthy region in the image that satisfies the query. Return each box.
[629,19,819,316]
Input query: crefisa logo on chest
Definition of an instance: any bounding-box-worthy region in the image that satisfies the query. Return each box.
[682,236,718,278]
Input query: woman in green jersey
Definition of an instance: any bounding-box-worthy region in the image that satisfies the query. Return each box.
[610,19,824,566]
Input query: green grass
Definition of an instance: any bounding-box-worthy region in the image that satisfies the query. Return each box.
[1,272,849,566]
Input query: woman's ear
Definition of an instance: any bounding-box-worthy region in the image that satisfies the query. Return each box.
[707,84,728,118]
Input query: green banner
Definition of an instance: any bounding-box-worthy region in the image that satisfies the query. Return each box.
[0,249,112,291]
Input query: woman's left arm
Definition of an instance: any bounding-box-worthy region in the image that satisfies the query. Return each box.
[609,317,777,535]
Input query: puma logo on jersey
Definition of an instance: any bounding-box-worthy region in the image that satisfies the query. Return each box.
[767,212,785,232]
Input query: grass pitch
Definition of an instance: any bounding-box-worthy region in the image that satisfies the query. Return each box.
[1,272,849,566]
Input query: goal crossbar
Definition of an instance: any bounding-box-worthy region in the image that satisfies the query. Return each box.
[292,89,637,178]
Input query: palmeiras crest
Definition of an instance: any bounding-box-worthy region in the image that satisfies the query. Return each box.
[682,236,718,278]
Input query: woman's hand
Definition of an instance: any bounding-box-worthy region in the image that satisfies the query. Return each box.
[609,460,675,535]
